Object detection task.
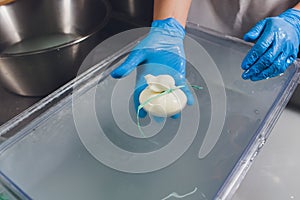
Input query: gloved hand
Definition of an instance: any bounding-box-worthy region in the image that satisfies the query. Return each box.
[242,9,300,81]
[111,18,194,118]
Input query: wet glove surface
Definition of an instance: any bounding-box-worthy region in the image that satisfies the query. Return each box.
[111,18,193,118]
[242,9,300,81]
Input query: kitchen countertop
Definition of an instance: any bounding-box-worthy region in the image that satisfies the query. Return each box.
[233,107,300,200]
[0,85,40,126]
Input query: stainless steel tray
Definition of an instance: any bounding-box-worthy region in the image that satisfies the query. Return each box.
[0,25,299,200]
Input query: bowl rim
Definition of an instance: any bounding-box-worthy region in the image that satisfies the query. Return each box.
[0,0,111,58]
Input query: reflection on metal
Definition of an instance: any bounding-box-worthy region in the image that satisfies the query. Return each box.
[0,64,23,93]
[62,0,73,33]
[0,0,111,96]
[128,0,135,16]
[0,6,21,43]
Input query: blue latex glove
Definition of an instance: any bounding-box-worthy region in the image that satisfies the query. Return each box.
[242,9,300,81]
[111,18,194,118]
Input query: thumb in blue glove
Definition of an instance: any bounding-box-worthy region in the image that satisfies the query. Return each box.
[110,18,194,118]
[241,9,300,81]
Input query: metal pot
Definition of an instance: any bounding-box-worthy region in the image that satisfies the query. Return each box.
[0,0,111,96]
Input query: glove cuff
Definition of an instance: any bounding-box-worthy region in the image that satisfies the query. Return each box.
[150,18,186,40]
[279,8,300,41]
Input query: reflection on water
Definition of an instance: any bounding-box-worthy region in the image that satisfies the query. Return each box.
[161,187,198,200]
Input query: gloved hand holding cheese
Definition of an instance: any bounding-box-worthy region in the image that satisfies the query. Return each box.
[110,18,194,119]
[139,74,187,117]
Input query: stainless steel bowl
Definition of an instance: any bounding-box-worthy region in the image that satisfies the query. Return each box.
[0,0,111,96]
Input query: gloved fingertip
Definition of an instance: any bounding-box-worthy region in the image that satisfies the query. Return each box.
[243,33,256,42]
[242,67,260,80]
[244,31,262,42]
[110,63,129,78]
[138,108,147,118]
[241,70,251,80]
[241,61,250,70]
[241,74,248,80]
[241,55,254,70]
[171,113,180,119]
[110,70,122,78]
[111,50,146,79]
[244,19,266,42]
[187,96,194,105]
[184,90,194,105]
